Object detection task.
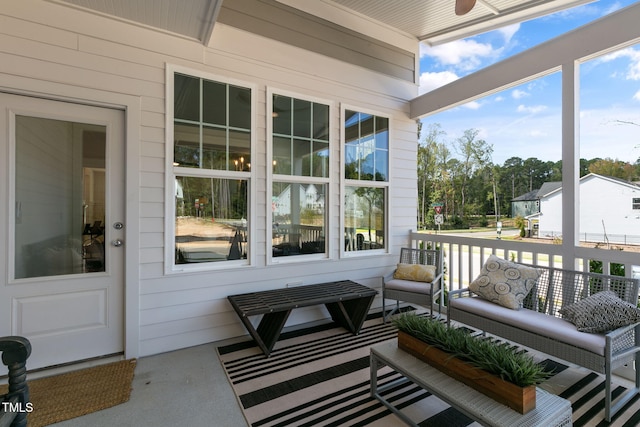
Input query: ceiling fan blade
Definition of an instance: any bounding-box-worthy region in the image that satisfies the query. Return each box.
[455,0,477,16]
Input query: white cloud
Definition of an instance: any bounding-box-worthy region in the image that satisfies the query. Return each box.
[512,89,529,99]
[634,90,640,102]
[517,105,547,114]
[599,47,640,80]
[420,39,496,71]
[497,24,520,44]
[419,71,459,94]
[463,101,482,110]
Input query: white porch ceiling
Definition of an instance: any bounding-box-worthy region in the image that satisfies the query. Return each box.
[48,0,594,46]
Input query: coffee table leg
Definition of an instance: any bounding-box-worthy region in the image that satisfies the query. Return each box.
[370,349,419,427]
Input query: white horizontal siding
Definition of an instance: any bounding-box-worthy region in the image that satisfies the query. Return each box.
[0,0,418,358]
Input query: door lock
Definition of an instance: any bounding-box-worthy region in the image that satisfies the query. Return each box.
[113,222,124,230]
[111,239,124,247]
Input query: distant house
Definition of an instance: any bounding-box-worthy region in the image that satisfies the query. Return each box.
[511,189,540,218]
[524,174,640,244]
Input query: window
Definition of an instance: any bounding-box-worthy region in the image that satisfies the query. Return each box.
[271,93,329,258]
[344,110,388,252]
[633,198,640,210]
[173,72,251,265]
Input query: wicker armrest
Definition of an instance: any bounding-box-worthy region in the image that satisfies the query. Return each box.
[432,272,443,285]
[382,270,395,284]
[606,322,640,359]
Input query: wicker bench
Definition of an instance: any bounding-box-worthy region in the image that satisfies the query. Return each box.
[228,280,377,356]
[0,336,31,427]
[448,264,640,422]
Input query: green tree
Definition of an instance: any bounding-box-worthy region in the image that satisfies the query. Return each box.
[418,123,445,226]
[454,129,493,217]
[588,158,637,180]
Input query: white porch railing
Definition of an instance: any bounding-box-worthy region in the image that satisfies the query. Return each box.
[410,231,640,293]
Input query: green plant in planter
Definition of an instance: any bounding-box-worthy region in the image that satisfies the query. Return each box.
[393,313,552,387]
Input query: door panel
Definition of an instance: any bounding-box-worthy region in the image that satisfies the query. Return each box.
[0,93,124,370]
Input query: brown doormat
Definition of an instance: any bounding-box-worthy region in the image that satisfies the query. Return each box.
[2,359,136,427]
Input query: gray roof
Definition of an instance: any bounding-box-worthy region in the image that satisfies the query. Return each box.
[511,189,539,202]
[537,182,563,197]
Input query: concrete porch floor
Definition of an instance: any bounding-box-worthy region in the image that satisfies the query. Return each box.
[32,311,639,426]
[50,340,248,427]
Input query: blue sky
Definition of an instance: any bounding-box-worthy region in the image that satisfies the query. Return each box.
[419,0,640,165]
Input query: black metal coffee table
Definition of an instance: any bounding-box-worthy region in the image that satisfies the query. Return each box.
[228,280,377,356]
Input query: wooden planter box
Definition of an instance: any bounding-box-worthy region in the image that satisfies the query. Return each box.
[397,330,536,414]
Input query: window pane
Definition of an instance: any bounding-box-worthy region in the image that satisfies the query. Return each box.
[201,126,226,170]
[345,142,359,179]
[313,104,329,140]
[229,129,251,171]
[202,80,226,126]
[344,110,389,182]
[229,85,251,129]
[345,110,359,141]
[273,94,330,178]
[273,95,291,135]
[312,141,329,178]
[374,151,388,181]
[175,176,248,263]
[273,136,291,174]
[375,117,389,150]
[15,117,107,278]
[293,99,311,138]
[293,138,310,177]
[175,74,252,172]
[272,182,326,257]
[344,186,385,251]
[361,114,374,137]
[174,122,200,168]
[174,74,200,121]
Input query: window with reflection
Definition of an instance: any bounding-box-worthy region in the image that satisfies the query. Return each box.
[271,94,329,258]
[173,73,251,265]
[345,111,388,181]
[344,110,388,252]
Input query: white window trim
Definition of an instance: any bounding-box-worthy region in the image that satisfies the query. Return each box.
[164,64,257,274]
[340,103,391,258]
[266,86,336,265]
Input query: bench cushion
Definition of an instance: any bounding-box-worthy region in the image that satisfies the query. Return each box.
[385,278,435,295]
[451,296,606,356]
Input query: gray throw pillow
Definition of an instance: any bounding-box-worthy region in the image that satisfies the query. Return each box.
[559,290,640,333]
[469,255,540,310]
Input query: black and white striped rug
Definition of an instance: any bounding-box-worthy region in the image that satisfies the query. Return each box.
[217,313,640,426]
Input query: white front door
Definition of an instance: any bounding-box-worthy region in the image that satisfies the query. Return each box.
[0,93,125,370]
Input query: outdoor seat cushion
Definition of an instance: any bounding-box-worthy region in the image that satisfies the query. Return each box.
[385,278,436,295]
[450,296,606,355]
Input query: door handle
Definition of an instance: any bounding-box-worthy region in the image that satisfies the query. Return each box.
[111,239,124,247]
